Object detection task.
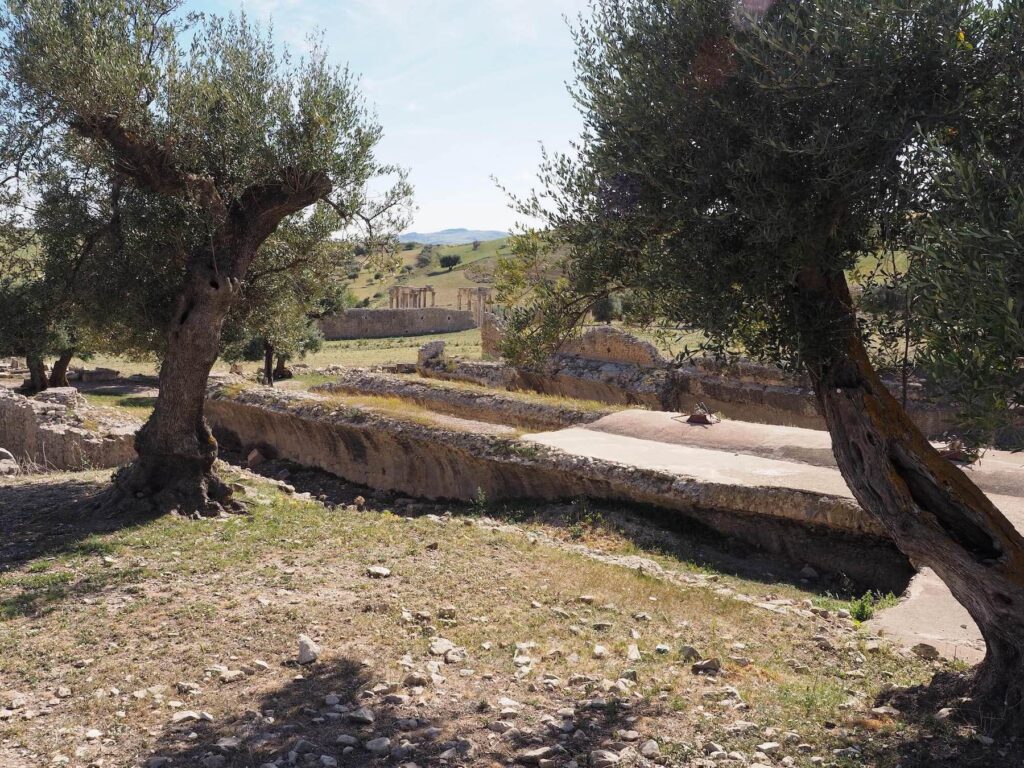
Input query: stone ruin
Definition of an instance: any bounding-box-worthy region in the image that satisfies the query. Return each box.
[558,325,665,368]
[480,311,504,359]
[389,285,436,308]
[0,387,139,472]
[0,357,29,379]
[427,323,961,439]
[457,287,494,324]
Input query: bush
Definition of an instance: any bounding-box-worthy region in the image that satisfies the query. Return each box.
[848,591,898,622]
[440,254,462,272]
[592,295,622,323]
[416,245,435,268]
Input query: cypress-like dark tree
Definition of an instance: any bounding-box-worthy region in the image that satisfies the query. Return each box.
[0,0,412,516]
[506,0,1024,728]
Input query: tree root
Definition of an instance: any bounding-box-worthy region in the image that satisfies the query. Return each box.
[94,460,247,519]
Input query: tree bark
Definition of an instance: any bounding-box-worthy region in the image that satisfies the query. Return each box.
[795,267,1024,730]
[274,354,292,381]
[49,348,74,388]
[25,355,48,393]
[263,342,275,387]
[110,266,242,517]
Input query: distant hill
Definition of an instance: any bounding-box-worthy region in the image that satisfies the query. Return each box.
[399,228,508,246]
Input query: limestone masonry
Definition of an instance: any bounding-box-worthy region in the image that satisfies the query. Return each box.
[206,382,912,591]
[0,387,138,471]
[319,308,478,340]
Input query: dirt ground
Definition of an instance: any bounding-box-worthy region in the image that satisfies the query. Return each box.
[1,460,1018,768]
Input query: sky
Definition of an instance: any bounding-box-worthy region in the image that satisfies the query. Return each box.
[187,0,590,233]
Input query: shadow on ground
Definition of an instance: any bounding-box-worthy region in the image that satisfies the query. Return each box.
[0,476,132,570]
[144,656,661,768]
[234,452,892,600]
[859,673,1024,767]
[0,476,163,617]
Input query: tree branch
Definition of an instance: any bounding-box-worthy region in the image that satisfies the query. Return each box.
[70,114,228,222]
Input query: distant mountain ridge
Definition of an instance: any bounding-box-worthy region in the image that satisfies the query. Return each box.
[399,228,508,246]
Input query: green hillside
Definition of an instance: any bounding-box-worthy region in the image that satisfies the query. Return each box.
[350,237,511,308]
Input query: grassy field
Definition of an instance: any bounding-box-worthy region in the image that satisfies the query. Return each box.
[68,329,485,383]
[0,466,987,768]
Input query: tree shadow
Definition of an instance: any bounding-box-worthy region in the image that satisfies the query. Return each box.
[0,476,155,574]
[240,452,909,600]
[144,656,663,768]
[857,673,1024,767]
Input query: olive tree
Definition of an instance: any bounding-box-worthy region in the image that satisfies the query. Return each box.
[0,0,412,516]
[910,41,1024,450]
[507,0,1024,727]
[0,159,105,392]
[221,204,354,385]
[909,159,1024,451]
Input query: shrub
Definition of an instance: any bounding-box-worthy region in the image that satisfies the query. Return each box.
[440,254,462,272]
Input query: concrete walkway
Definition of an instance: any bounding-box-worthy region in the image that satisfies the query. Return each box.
[524,410,1024,664]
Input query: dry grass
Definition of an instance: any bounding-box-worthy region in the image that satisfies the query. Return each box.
[316,392,515,434]
[69,330,484,382]
[80,392,158,421]
[0,468,994,768]
[387,375,623,415]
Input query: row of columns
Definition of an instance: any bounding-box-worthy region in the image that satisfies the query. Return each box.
[389,286,436,308]
[458,287,494,324]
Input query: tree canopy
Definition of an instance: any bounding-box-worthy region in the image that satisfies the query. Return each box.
[505,0,1006,362]
[0,0,412,514]
[503,0,1024,727]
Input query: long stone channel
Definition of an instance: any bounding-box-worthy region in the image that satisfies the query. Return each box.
[206,383,913,592]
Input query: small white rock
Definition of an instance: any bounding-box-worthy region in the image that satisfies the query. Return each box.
[298,635,321,665]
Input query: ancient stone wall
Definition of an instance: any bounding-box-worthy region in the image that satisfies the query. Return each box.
[318,308,478,340]
[206,384,912,591]
[558,326,666,368]
[314,369,613,431]
[479,311,504,359]
[449,323,958,436]
[0,387,138,471]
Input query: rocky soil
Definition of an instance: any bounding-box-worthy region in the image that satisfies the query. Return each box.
[0,463,1016,768]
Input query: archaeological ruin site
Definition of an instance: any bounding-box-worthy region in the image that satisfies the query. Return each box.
[1,1,1022,767]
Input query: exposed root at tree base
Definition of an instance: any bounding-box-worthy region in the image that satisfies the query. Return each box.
[93,460,248,520]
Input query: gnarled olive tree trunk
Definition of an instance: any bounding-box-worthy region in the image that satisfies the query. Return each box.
[796,268,1024,729]
[112,264,241,517]
[49,348,74,388]
[25,355,48,393]
[263,341,275,387]
[274,354,291,381]
[104,174,331,517]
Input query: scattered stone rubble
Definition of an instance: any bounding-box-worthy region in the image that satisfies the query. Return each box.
[0,387,138,471]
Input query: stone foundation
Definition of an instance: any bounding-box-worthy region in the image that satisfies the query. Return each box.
[206,384,912,592]
[318,308,478,340]
[0,387,139,471]
[431,325,959,437]
[314,369,613,431]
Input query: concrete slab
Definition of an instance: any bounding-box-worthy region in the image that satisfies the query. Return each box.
[525,411,1024,664]
[525,426,856,498]
[585,409,1024,495]
[866,568,987,664]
